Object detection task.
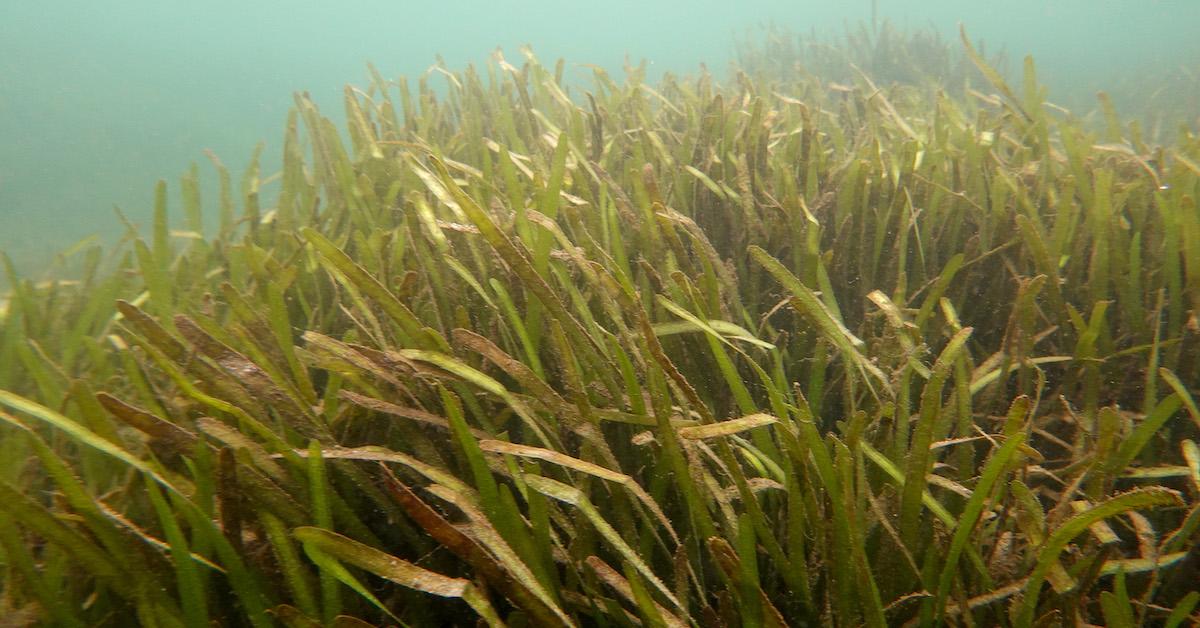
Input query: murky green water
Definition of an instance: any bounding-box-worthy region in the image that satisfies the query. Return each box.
[2,0,1198,277]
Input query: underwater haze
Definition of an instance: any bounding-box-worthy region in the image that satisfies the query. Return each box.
[1,0,1198,275]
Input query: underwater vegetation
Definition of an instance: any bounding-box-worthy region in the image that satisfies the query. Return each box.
[736,21,1003,96]
[738,21,1200,145]
[1,25,1199,627]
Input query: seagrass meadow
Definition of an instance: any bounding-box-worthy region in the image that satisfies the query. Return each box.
[2,27,1200,627]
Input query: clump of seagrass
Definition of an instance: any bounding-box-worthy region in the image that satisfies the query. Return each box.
[1,28,1198,628]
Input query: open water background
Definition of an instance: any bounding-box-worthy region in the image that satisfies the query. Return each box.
[2,0,1198,279]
